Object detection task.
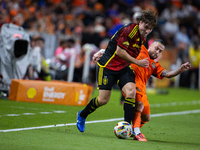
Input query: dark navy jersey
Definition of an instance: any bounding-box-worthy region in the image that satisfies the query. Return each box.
[97,23,146,71]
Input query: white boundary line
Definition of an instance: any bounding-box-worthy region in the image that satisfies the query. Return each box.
[0,109,200,133]
[2,100,198,118]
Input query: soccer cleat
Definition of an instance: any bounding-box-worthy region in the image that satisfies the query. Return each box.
[134,133,147,142]
[76,111,86,132]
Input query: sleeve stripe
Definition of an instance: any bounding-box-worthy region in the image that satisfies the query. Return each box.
[97,51,117,67]
[159,69,166,77]
[128,25,138,39]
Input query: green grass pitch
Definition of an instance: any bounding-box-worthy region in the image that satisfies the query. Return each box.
[0,87,200,150]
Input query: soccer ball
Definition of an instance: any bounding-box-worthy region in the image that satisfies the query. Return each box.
[114,121,133,139]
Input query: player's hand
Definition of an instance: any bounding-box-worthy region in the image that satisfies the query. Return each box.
[136,58,149,67]
[92,49,104,63]
[180,62,191,71]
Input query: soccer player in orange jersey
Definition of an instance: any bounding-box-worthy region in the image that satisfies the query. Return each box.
[130,39,191,141]
[93,39,191,141]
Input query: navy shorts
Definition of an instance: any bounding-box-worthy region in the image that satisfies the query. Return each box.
[96,65,135,90]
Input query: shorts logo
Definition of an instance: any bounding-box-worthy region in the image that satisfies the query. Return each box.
[103,76,108,85]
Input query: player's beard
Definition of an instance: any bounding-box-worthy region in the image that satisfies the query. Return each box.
[149,52,157,59]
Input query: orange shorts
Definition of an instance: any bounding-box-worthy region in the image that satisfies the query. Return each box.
[136,93,150,115]
[121,85,150,115]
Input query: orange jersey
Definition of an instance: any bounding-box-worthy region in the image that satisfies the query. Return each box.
[131,45,165,95]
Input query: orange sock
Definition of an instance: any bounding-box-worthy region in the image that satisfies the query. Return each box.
[132,109,142,128]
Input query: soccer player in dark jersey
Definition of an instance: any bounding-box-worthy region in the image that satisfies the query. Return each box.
[77,9,158,132]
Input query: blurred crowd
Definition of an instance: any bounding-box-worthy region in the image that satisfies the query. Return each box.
[0,0,200,89]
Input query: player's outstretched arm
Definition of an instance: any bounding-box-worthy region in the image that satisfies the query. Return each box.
[161,62,191,78]
[116,46,149,67]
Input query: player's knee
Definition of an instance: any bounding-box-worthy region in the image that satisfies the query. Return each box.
[98,97,109,106]
[126,88,136,98]
[144,115,151,122]
[141,114,151,122]
[136,101,144,110]
[146,116,151,122]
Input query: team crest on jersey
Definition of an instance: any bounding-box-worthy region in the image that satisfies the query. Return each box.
[152,62,156,68]
[103,76,108,85]
[123,41,129,48]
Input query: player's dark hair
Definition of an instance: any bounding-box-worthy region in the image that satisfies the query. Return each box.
[136,9,158,28]
[153,39,165,46]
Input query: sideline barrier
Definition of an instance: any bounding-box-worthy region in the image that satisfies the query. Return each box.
[9,79,93,106]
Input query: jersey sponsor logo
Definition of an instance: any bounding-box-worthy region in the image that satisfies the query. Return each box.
[132,38,142,48]
[103,76,108,85]
[152,62,156,68]
[123,41,129,48]
[132,43,141,48]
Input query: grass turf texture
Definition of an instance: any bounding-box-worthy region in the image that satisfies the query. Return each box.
[0,87,200,150]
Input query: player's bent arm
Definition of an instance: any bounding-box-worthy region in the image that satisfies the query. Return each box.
[116,46,149,67]
[161,62,191,78]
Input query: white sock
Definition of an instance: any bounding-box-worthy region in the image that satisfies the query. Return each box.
[134,127,141,136]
